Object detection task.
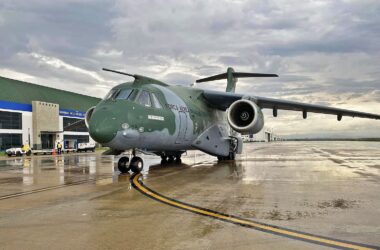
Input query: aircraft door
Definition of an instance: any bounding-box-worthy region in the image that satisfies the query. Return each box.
[175,112,187,144]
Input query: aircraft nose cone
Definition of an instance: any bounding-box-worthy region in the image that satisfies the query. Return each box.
[88,109,118,144]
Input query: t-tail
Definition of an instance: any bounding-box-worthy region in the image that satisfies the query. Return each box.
[196,67,278,93]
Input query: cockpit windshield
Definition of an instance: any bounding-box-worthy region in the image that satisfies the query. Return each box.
[104,88,139,101]
[103,89,119,100]
[103,89,162,108]
[115,89,133,100]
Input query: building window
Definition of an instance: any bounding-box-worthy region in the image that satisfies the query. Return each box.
[63,117,88,132]
[0,134,22,151]
[0,111,22,129]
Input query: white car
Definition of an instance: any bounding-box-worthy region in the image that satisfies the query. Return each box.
[6,147,32,157]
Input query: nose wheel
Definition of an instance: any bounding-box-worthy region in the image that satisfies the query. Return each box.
[130,156,144,173]
[118,156,130,173]
[117,156,144,173]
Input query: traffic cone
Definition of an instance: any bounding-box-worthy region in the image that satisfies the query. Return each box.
[52,149,56,155]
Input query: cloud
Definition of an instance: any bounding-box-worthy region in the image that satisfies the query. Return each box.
[0,0,379,138]
[95,49,123,58]
[26,52,105,82]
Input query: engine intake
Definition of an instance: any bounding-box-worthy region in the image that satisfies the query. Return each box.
[227,99,264,133]
[85,106,96,128]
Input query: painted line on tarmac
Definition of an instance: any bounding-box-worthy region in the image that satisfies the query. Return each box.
[131,173,379,250]
[0,175,113,201]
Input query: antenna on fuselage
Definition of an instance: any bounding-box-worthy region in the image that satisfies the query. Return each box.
[102,68,136,79]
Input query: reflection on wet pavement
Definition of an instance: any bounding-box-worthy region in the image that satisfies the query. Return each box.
[0,141,378,250]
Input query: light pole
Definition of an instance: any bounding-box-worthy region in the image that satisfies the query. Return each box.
[28,128,31,146]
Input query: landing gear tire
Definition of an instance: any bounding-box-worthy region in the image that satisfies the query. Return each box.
[217,152,236,161]
[167,156,174,164]
[118,156,130,173]
[175,155,182,164]
[130,156,144,173]
[229,151,236,160]
[161,156,168,165]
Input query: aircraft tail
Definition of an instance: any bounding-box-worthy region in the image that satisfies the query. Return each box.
[196,67,278,93]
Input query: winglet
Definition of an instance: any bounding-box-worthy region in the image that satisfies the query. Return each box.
[196,67,278,93]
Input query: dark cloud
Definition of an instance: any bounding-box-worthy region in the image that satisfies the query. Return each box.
[0,0,379,137]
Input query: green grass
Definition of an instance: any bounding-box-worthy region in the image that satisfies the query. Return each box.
[0,152,6,157]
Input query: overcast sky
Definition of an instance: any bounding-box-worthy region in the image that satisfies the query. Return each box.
[0,0,379,138]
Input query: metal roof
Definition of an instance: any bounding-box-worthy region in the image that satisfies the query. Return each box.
[0,76,100,112]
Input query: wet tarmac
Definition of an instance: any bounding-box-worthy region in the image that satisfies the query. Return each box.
[0,141,379,250]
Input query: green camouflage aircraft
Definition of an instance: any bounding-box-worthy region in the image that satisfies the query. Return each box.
[84,67,380,173]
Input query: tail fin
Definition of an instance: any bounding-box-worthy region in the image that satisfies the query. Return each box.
[196,67,278,93]
[226,67,237,93]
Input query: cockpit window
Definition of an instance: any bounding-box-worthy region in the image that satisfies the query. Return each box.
[127,89,139,101]
[137,91,151,107]
[115,89,133,100]
[103,89,119,100]
[151,93,162,109]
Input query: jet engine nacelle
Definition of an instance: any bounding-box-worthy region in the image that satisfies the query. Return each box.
[227,99,264,134]
[85,106,96,129]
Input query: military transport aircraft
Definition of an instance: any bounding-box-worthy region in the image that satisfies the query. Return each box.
[84,67,380,173]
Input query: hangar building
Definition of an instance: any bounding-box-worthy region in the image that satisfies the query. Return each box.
[0,76,100,151]
[241,127,283,142]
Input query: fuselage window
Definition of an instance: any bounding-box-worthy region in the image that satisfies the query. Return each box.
[151,93,162,109]
[137,91,151,107]
[115,89,133,100]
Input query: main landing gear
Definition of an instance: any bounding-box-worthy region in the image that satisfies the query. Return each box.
[117,150,144,174]
[160,154,182,165]
[217,136,239,161]
[217,151,236,161]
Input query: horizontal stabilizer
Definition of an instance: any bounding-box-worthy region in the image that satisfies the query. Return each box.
[196,67,278,93]
[196,72,278,83]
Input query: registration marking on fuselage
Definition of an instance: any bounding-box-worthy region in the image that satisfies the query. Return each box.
[131,173,379,250]
[148,115,164,121]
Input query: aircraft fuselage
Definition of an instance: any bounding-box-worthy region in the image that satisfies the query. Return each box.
[88,79,229,155]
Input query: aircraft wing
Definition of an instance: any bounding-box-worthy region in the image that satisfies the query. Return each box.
[202,90,380,120]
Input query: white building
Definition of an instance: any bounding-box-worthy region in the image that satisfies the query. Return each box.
[241,127,282,142]
[0,76,100,151]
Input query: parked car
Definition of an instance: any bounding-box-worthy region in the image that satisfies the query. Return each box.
[6,145,32,157]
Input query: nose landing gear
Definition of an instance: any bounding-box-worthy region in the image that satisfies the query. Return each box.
[117,151,144,174]
[118,156,130,173]
[129,156,143,173]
